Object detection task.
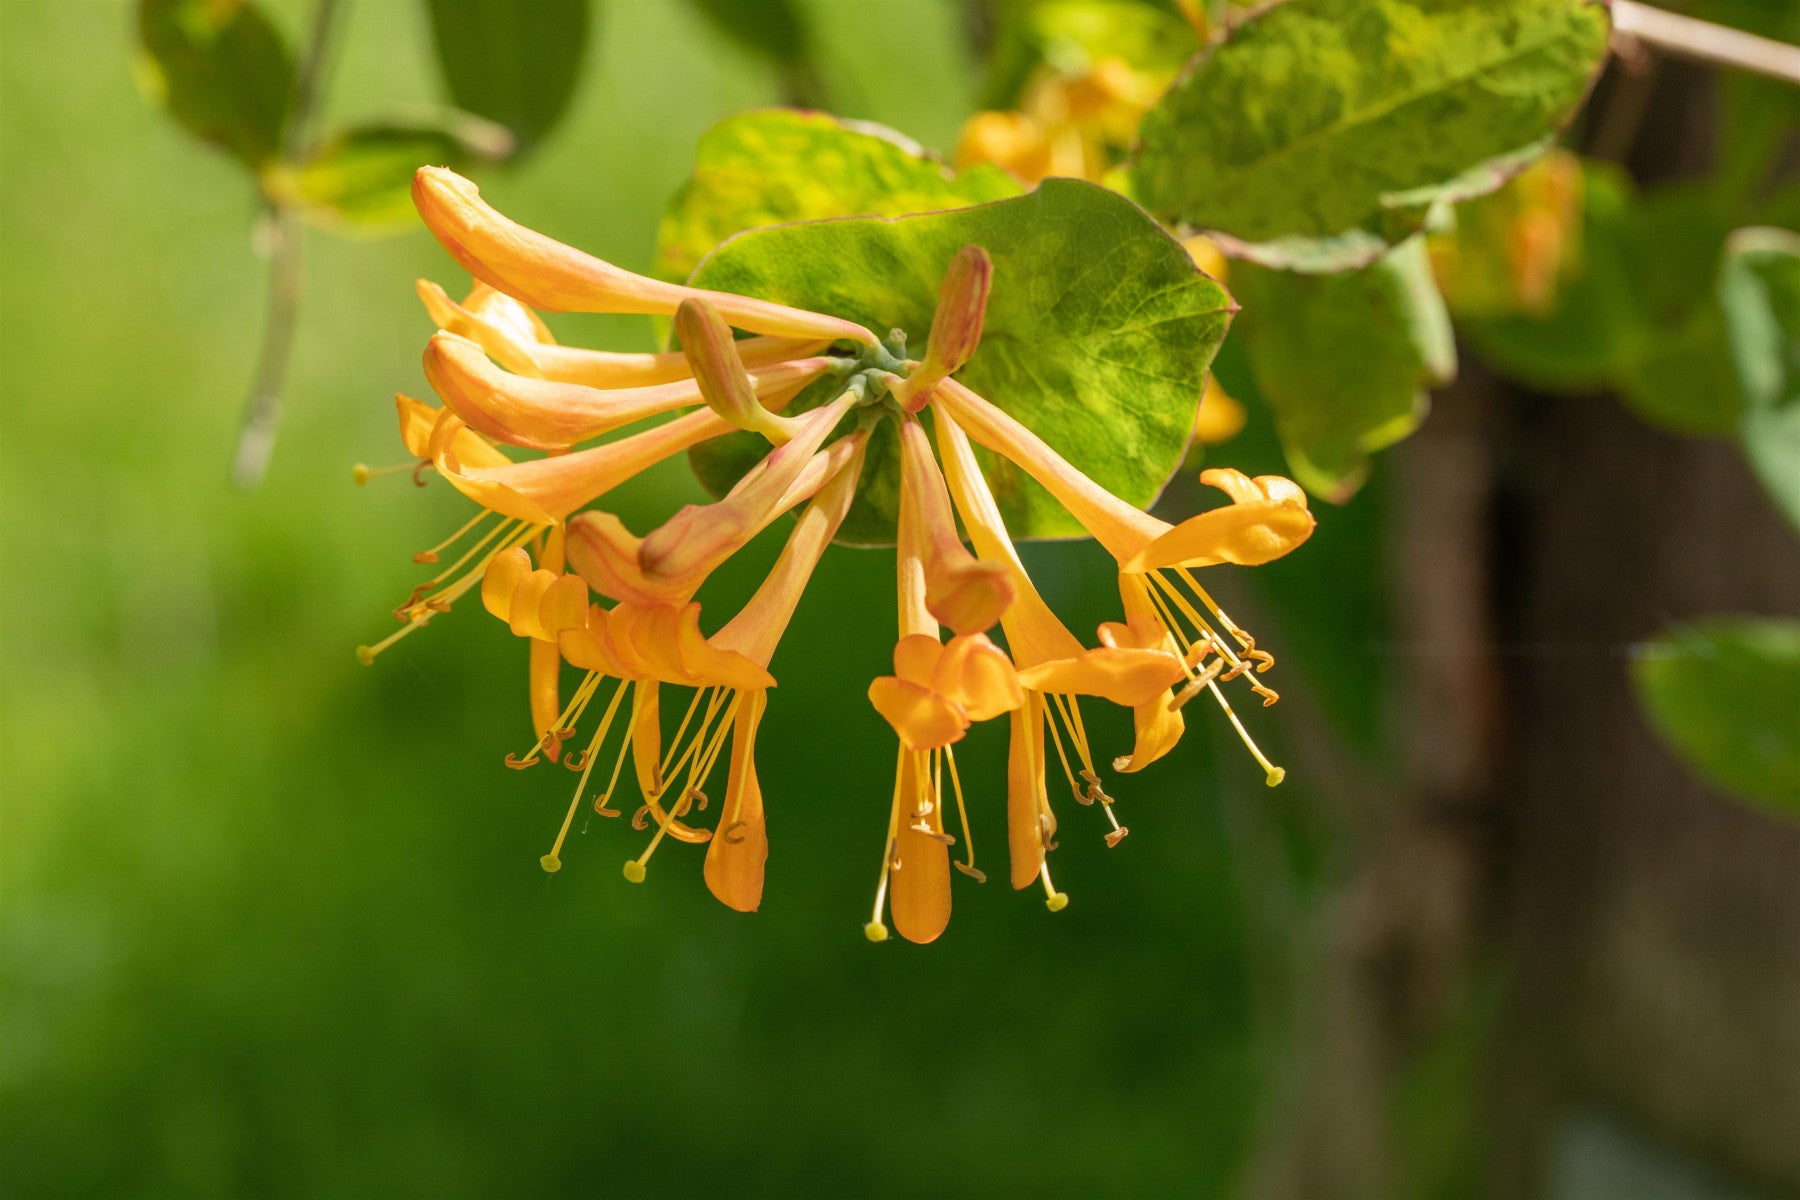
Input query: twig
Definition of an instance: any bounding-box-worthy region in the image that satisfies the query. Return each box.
[231,0,345,489]
[1612,1,1800,86]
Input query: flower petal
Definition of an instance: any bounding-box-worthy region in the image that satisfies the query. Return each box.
[868,676,969,751]
[933,633,1023,722]
[1015,645,1185,708]
[412,167,876,343]
[890,751,951,945]
[704,689,769,913]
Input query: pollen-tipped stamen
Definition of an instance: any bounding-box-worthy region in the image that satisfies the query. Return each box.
[540,677,631,872]
[508,669,603,770]
[1206,677,1286,787]
[865,744,908,942]
[627,689,740,879]
[1039,862,1069,912]
[354,459,426,486]
[943,746,986,883]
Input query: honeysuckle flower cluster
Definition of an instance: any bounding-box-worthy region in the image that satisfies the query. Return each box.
[358,165,1314,944]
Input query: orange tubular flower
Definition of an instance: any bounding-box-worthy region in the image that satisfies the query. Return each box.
[933,376,1313,785]
[412,167,877,345]
[423,329,834,452]
[862,416,1024,943]
[417,279,825,389]
[934,410,1184,906]
[360,187,1317,941]
[517,435,869,911]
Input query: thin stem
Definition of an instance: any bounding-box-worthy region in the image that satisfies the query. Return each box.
[1612,1,1800,86]
[231,0,346,488]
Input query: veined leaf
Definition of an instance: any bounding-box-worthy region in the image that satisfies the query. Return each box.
[135,0,294,168]
[1633,618,1800,819]
[655,110,1022,284]
[271,123,503,232]
[423,0,591,157]
[1720,227,1800,530]
[1129,0,1610,271]
[687,179,1233,545]
[1231,237,1454,502]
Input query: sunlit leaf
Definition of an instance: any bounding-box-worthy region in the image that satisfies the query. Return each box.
[655,110,1022,284]
[1129,0,1610,271]
[1720,227,1800,529]
[423,0,591,157]
[1632,618,1800,819]
[688,179,1232,544]
[271,123,502,231]
[135,0,294,168]
[1230,238,1453,502]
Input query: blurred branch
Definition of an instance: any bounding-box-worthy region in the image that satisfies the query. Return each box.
[231,0,345,488]
[1613,2,1800,86]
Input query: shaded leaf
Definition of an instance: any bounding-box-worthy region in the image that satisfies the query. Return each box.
[1720,227,1800,529]
[135,0,294,168]
[655,110,1022,284]
[685,0,807,64]
[271,123,502,231]
[1129,0,1610,271]
[688,179,1233,544]
[423,0,591,157]
[1632,618,1800,819]
[1230,237,1453,502]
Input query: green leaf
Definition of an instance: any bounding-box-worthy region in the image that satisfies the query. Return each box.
[423,0,591,158]
[134,0,294,168]
[1632,618,1800,819]
[654,110,1023,285]
[1230,237,1453,502]
[687,179,1233,544]
[1608,188,1742,436]
[271,123,500,232]
[1128,0,1611,271]
[1720,227,1800,529]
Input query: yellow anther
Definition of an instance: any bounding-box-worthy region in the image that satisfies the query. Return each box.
[622,859,647,883]
[1046,892,1069,912]
[864,921,890,943]
[1265,767,1287,787]
[352,463,370,486]
[540,854,562,873]
[354,645,375,666]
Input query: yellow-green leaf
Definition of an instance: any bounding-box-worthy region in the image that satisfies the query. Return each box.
[655,109,1021,285]
[1129,0,1610,271]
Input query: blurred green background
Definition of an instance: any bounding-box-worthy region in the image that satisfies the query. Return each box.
[0,2,1312,1194]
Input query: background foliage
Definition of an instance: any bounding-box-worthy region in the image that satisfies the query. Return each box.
[2,0,1796,1196]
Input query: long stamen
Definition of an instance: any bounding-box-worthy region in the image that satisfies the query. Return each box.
[1039,861,1069,912]
[353,459,426,486]
[412,509,495,565]
[626,690,738,880]
[540,677,628,872]
[507,669,602,768]
[945,746,985,882]
[865,744,907,942]
[1042,692,1087,806]
[1207,678,1286,786]
[593,683,640,818]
